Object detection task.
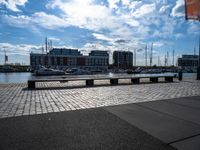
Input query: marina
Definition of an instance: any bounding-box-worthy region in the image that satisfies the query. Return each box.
[0,0,200,149]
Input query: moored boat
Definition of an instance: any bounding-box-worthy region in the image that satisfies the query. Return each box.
[66,68,91,75]
[34,66,65,76]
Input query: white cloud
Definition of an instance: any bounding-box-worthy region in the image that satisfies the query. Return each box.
[2,0,187,45]
[132,3,156,18]
[83,42,108,51]
[0,0,27,12]
[171,0,184,17]
[121,0,130,6]
[159,5,171,13]
[128,1,142,10]
[47,0,118,31]
[120,14,140,27]
[107,0,120,9]
[126,19,140,27]
[33,12,69,29]
[2,15,31,28]
[1,0,197,57]
[0,42,41,56]
[48,37,61,42]
[2,12,69,30]
[153,41,164,47]
[92,33,114,42]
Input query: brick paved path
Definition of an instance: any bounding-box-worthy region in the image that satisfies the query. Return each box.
[0,78,200,118]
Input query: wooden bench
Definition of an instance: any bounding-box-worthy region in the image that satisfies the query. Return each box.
[27,74,176,89]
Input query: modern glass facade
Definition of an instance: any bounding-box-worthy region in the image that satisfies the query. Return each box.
[113,51,133,68]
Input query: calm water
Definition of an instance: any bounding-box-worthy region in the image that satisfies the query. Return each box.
[0,72,33,84]
[0,72,196,84]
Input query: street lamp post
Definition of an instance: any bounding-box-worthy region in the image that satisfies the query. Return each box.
[197,35,200,80]
[145,44,147,67]
[134,49,136,66]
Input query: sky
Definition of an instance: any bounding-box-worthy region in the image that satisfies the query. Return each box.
[0,0,199,66]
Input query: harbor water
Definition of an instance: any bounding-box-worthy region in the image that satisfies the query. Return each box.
[0,72,197,84]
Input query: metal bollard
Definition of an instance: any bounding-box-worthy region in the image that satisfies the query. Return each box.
[178,71,182,81]
[197,67,200,80]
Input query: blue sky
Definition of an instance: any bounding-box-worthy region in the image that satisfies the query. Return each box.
[0,0,199,65]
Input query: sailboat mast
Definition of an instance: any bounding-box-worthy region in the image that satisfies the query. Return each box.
[45,37,48,54]
[150,43,153,66]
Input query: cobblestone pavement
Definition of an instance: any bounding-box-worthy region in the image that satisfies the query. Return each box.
[0,77,200,118]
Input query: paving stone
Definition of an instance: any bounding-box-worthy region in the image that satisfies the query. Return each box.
[0,77,199,118]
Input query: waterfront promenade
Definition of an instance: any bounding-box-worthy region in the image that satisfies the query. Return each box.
[0,75,200,149]
[0,76,199,118]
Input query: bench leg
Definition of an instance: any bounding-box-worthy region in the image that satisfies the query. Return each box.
[110,79,118,85]
[86,79,94,86]
[131,78,140,84]
[150,77,158,83]
[28,81,35,89]
[165,77,173,82]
